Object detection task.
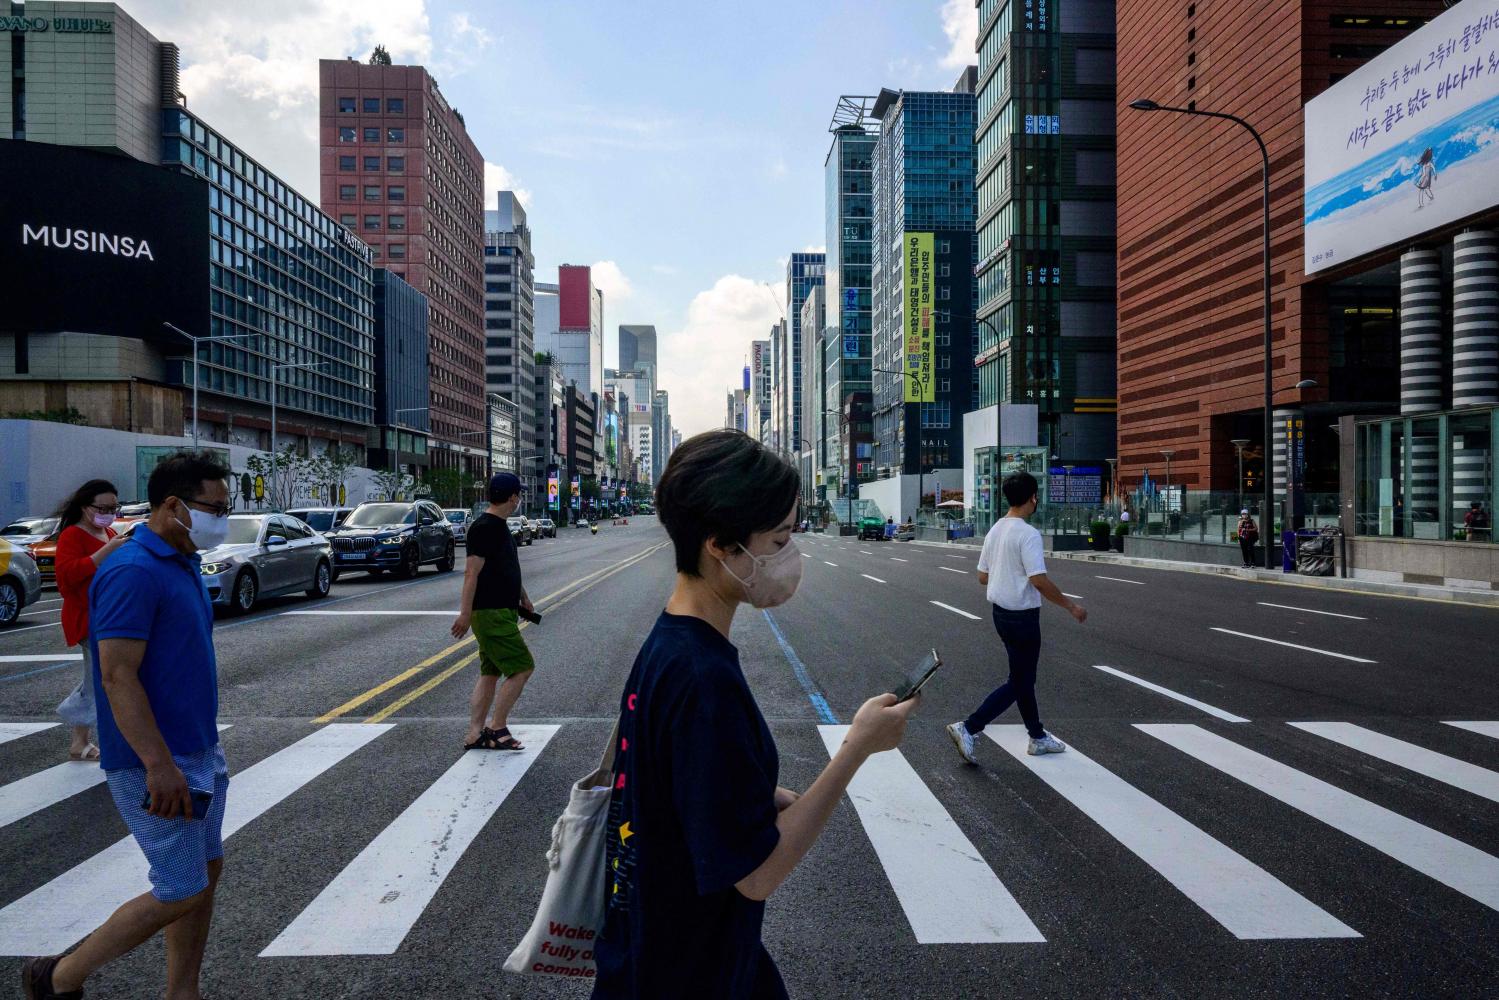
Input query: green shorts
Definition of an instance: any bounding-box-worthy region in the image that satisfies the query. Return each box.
[472,608,536,678]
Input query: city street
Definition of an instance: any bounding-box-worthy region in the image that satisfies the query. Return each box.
[2,519,1498,998]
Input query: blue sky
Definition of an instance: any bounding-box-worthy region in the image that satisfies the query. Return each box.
[129,0,976,435]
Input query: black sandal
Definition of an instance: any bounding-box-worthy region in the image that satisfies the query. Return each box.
[464,727,523,751]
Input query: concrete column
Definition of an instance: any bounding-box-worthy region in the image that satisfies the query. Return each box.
[1399,248,1444,415]
[1452,231,1499,408]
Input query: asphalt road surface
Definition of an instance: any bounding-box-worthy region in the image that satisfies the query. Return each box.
[2,518,1497,998]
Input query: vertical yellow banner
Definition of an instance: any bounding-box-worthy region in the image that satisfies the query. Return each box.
[903,232,935,403]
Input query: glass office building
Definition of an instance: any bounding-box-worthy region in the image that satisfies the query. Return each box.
[973,0,1118,464]
[823,97,879,498]
[163,107,376,444]
[870,85,978,475]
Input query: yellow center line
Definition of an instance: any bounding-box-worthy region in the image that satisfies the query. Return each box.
[359,541,667,723]
[312,541,669,724]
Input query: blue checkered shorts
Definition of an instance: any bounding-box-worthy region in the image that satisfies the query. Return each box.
[106,745,230,902]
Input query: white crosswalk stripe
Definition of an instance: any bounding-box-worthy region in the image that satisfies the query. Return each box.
[1446,721,1499,740]
[0,724,390,955]
[985,727,1356,939]
[1291,722,1499,803]
[1138,724,1499,913]
[817,725,1044,944]
[0,726,233,831]
[0,723,57,746]
[261,725,558,956]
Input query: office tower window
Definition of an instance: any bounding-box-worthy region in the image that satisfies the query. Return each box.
[387,214,406,230]
[387,98,405,113]
[363,156,380,171]
[363,127,379,142]
[338,97,356,113]
[387,156,405,172]
[339,184,356,200]
[387,128,404,142]
[363,214,381,230]
[387,244,406,259]
[339,213,355,227]
[338,155,355,170]
[362,97,380,113]
[387,185,405,202]
[363,184,381,200]
[338,127,356,142]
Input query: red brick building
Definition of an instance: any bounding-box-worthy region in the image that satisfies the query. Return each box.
[319,59,486,478]
[1115,2,1446,498]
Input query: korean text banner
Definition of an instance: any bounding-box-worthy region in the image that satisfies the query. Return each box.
[903,233,936,403]
[1303,0,1499,273]
[547,472,560,510]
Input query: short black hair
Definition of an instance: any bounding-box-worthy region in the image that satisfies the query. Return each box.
[147,450,232,508]
[1001,471,1039,508]
[657,430,800,576]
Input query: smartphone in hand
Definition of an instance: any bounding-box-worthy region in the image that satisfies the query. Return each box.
[141,787,215,820]
[893,649,942,703]
[518,607,542,625]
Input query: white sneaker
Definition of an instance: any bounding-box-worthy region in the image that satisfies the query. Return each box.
[946,721,978,765]
[1027,733,1067,756]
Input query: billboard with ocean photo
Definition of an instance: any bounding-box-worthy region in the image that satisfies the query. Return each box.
[1304,1,1499,274]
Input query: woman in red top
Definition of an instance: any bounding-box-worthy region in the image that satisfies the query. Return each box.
[52,479,129,761]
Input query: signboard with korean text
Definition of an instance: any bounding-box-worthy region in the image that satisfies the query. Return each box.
[903,232,936,404]
[1304,0,1499,273]
[547,470,560,510]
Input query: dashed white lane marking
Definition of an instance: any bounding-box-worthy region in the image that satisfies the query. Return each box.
[930,601,981,620]
[861,574,887,584]
[938,566,968,575]
[1256,602,1367,621]
[824,561,839,567]
[1210,628,1376,664]
[891,557,910,563]
[0,654,81,663]
[285,610,454,617]
[1063,593,1084,599]
[1095,575,1145,585]
[1091,665,1249,723]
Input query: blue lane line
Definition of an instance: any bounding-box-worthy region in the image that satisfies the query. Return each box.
[762,610,837,724]
[0,661,76,683]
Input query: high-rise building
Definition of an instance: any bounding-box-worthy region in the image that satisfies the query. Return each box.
[536,265,604,402]
[319,57,486,479]
[370,270,430,474]
[618,325,658,384]
[870,83,978,478]
[652,389,671,485]
[751,339,772,443]
[726,388,749,432]
[769,319,788,450]
[971,0,1118,514]
[484,191,537,495]
[534,353,566,515]
[1,4,378,460]
[1115,1,1450,502]
[786,252,827,455]
[824,97,880,498]
[800,285,827,508]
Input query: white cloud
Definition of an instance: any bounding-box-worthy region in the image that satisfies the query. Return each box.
[484,161,532,209]
[939,0,977,70]
[661,275,783,438]
[126,1,488,203]
[650,264,680,276]
[591,260,634,302]
[802,244,827,253]
[768,156,789,179]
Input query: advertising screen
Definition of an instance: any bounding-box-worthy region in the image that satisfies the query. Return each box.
[0,139,210,337]
[1304,1,1499,273]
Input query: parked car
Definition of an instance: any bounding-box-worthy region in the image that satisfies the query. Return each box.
[200,513,334,614]
[534,517,557,538]
[326,500,456,578]
[1,517,59,547]
[0,539,43,627]
[506,515,534,546]
[285,507,355,534]
[443,508,474,545]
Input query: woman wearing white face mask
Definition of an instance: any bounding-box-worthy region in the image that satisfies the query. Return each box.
[592,431,919,1000]
[51,479,131,761]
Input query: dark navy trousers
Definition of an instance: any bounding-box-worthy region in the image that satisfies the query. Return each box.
[963,606,1044,740]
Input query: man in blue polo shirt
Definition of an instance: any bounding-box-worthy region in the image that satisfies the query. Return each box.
[22,451,232,1000]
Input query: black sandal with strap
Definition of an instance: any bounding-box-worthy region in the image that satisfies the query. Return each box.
[464,727,524,751]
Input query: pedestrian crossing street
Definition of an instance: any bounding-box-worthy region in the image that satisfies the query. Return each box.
[1,716,1498,957]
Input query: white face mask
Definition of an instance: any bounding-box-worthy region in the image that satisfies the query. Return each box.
[719,538,804,608]
[177,505,230,551]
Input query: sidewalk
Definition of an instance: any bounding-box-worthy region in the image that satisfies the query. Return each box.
[909,538,1499,609]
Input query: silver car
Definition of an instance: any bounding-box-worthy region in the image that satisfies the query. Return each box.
[201,513,334,614]
[443,508,473,545]
[0,516,60,548]
[0,539,43,627]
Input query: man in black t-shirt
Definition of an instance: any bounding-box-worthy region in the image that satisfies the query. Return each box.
[451,472,535,751]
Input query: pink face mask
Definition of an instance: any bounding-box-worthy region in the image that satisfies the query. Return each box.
[91,513,115,529]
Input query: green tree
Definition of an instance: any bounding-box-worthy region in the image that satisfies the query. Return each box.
[369,44,392,65]
[1,407,88,425]
[421,467,465,508]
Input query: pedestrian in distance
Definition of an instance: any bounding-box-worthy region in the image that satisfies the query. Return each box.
[593,430,917,1000]
[1236,509,1260,568]
[1465,501,1490,542]
[51,478,130,762]
[21,450,233,1000]
[946,471,1085,765]
[452,472,536,752]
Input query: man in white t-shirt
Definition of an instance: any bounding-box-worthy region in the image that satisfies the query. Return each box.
[947,471,1086,763]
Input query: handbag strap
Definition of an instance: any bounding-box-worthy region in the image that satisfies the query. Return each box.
[597,719,621,777]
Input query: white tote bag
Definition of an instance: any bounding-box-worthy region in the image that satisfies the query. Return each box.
[504,723,618,980]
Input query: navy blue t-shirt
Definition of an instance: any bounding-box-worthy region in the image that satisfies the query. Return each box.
[592,612,785,1000]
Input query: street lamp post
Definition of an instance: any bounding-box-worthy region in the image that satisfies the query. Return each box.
[1129,99,1275,568]
[392,406,430,501]
[162,323,260,447]
[1231,438,1251,515]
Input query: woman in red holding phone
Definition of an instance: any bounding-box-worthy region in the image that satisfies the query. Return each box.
[52,478,130,761]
